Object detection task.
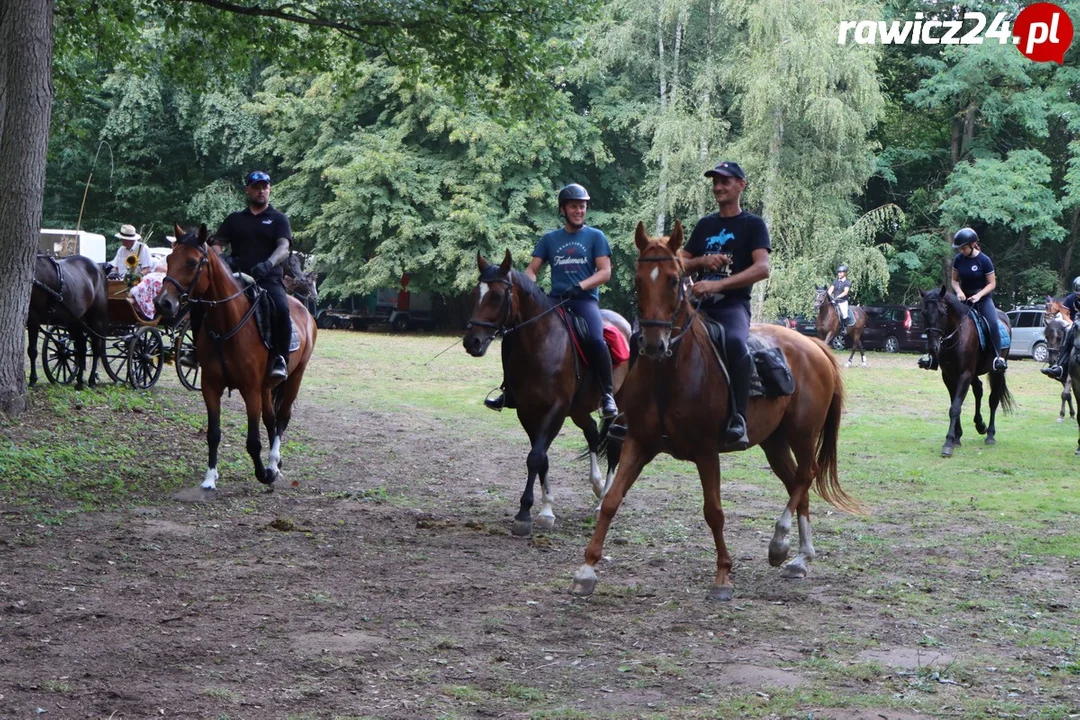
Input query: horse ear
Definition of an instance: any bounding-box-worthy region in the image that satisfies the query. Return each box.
[198,224,208,244]
[1047,295,1054,303]
[499,249,513,274]
[634,221,650,253]
[668,221,684,252]
[173,223,184,239]
[477,251,489,272]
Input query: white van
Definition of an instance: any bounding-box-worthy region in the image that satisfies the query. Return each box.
[38,229,107,264]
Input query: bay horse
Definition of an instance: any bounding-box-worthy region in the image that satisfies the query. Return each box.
[813,285,867,367]
[462,250,631,536]
[571,222,864,602]
[1043,315,1074,423]
[155,225,317,490]
[920,287,1014,457]
[283,251,318,302]
[28,253,108,390]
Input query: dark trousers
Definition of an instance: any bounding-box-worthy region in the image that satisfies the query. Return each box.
[259,276,292,359]
[562,296,614,395]
[702,301,750,366]
[971,295,1003,356]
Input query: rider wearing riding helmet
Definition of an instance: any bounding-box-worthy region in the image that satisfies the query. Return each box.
[1041,277,1080,380]
[828,264,851,332]
[484,183,618,418]
[951,227,1007,372]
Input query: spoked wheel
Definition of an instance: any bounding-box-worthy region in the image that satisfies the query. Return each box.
[174,319,201,391]
[127,327,164,389]
[101,333,132,383]
[41,327,78,385]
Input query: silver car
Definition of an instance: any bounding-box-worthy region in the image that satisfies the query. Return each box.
[1005,308,1048,362]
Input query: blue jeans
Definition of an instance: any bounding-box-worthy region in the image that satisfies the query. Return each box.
[558,295,613,395]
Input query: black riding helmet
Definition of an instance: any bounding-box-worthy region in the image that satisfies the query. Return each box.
[1073,276,1080,294]
[952,227,979,251]
[557,183,591,209]
[837,264,848,273]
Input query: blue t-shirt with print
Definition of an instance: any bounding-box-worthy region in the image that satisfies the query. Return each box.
[952,251,996,296]
[532,226,611,300]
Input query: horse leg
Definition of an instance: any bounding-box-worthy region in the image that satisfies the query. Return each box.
[858,332,867,367]
[261,390,280,484]
[201,388,223,490]
[845,332,857,368]
[239,386,271,485]
[516,415,565,535]
[693,451,735,601]
[570,410,605,501]
[971,376,986,435]
[267,365,306,475]
[760,434,818,578]
[572,437,653,597]
[942,374,971,457]
[986,372,1008,445]
[72,329,87,390]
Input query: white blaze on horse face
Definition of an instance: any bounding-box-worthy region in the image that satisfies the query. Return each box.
[649,266,660,282]
[479,282,490,302]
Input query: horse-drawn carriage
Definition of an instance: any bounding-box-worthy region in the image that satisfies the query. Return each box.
[30,229,200,391]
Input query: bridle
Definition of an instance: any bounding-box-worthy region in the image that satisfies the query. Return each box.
[465,274,516,336]
[924,295,964,353]
[637,252,698,352]
[162,241,247,308]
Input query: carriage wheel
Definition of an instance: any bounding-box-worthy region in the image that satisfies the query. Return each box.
[41,327,78,385]
[127,327,164,389]
[174,320,201,391]
[101,334,132,383]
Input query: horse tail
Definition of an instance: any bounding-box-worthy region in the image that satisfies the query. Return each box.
[811,339,868,516]
[991,370,1016,415]
[272,383,286,416]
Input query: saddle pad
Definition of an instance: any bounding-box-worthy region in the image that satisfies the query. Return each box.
[560,307,630,367]
[252,289,300,353]
[969,310,1011,351]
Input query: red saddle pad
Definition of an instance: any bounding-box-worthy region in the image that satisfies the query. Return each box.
[603,324,630,367]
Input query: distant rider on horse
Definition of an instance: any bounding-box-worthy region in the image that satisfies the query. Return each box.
[485,183,619,418]
[828,265,851,333]
[1041,277,1080,381]
[950,227,1007,373]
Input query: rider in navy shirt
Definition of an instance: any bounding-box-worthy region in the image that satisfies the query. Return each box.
[1042,277,1080,380]
[951,227,1007,372]
[679,161,771,449]
[484,184,618,418]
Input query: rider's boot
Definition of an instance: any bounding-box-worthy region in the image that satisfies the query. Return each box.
[1042,346,1070,380]
[485,334,515,411]
[992,355,1008,372]
[269,353,289,386]
[724,354,752,450]
[593,342,619,418]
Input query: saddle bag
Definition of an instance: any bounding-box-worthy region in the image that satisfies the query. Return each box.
[752,346,794,397]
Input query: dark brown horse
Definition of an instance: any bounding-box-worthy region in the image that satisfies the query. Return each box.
[571,222,864,602]
[28,254,108,389]
[813,285,867,367]
[1043,315,1074,422]
[920,287,1014,457]
[155,225,317,490]
[462,250,631,535]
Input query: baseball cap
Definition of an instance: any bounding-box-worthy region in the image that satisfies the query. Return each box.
[245,170,271,186]
[704,161,746,181]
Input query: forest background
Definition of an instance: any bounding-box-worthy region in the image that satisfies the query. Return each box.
[41,0,1080,322]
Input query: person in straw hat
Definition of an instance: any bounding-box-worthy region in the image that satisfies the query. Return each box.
[109,224,152,277]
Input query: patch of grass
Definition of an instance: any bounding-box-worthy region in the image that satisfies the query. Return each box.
[501,683,545,701]
[203,687,238,702]
[442,684,486,702]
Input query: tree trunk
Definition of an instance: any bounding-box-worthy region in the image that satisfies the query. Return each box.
[655,10,667,236]
[0,0,55,415]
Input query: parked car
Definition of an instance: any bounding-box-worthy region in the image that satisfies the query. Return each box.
[862,305,926,353]
[1005,307,1048,362]
[782,314,818,337]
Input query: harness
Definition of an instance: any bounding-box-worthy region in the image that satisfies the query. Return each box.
[163,242,262,386]
[32,256,66,305]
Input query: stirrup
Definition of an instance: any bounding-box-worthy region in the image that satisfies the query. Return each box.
[600,393,618,419]
[484,392,506,411]
[1042,365,1065,380]
[269,356,288,382]
[992,357,1008,372]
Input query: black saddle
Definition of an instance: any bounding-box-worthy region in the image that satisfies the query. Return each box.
[239,276,300,353]
[698,316,794,398]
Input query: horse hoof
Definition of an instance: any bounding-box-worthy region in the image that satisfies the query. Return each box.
[941,445,953,458]
[781,558,808,579]
[708,584,734,602]
[985,437,996,446]
[1074,447,1080,456]
[258,469,279,486]
[570,576,596,597]
[535,514,555,532]
[844,361,852,368]
[1057,417,1065,423]
[512,519,532,537]
[768,539,790,567]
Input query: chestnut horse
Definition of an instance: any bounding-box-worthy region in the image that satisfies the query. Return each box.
[1045,295,1072,323]
[920,287,1014,457]
[813,286,867,367]
[28,254,108,389]
[462,250,630,536]
[155,225,317,490]
[571,222,864,602]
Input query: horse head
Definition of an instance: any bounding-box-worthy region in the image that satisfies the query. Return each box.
[812,285,829,309]
[155,223,210,319]
[463,249,515,357]
[920,285,966,359]
[634,220,686,360]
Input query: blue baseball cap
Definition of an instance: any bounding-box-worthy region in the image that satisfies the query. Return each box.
[704,161,746,181]
[245,170,271,186]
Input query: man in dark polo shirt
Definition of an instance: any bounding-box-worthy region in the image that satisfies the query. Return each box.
[213,170,293,383]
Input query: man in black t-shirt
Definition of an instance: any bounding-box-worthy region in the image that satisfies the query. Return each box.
[182,170,293,384]
[679,160,771,449]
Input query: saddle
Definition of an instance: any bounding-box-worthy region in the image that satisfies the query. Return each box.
[698,316,795,398]
[557,307,631,368]
[833,301,854,325]
[969,309,1011,352]
[237,273,301,353]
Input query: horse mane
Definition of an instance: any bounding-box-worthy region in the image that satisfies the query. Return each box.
[926,287,969,320]
[479,265,554,311]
